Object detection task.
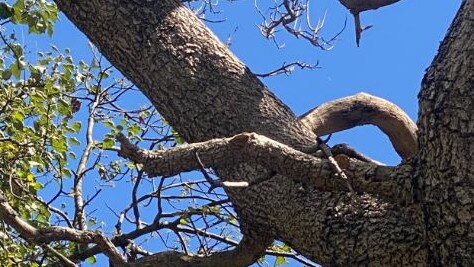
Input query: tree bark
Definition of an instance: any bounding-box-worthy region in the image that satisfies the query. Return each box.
[50,0,472,266]
[416,0,474,265]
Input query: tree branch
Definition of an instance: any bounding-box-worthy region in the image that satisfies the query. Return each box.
[129,235,272,267]
[299,93,418,160]
[0,190,126,265]
[117,132,413,204]
[338,0,402,13]
[338,0,403,45]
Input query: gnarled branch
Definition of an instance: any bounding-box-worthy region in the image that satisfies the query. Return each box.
[117,132,413,204]
[299,93,418,160]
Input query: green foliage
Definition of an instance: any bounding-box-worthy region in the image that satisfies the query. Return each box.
[0,0,58,36]
[0,1,73,264]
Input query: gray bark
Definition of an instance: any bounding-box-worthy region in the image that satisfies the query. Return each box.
[416,0,474,265]
[49,0,473,265]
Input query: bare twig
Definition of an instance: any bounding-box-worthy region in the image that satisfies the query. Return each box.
[255,61,319,77]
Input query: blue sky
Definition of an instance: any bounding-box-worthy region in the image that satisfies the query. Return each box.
[26,0,461,266]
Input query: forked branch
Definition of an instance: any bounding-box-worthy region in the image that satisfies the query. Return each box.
[299,93,418,160]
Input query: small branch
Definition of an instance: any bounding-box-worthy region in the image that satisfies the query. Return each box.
[299,92,418,160]
[42,245,77,267]
[316,137,354,192]
[255,61,319,78]
[195,152,249,192]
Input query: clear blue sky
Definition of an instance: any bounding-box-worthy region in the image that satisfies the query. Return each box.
[30,0,461,266]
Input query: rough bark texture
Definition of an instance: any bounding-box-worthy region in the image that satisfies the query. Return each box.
[117,132,414,205]
[416,0,474,265]
[49,0,472,266]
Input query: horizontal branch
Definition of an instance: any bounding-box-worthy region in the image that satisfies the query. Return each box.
[299,93,418,160]
[129,235,272,267]
[0,190,125,265]
[117,132,413,204]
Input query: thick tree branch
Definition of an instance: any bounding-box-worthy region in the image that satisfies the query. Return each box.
[129,235,272,267]
[0,190,126,265]
[52,0,427,264]
[299,93,418,160]
[117,132,413,204]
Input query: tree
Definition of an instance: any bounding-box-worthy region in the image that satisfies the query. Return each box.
[0,0,472,266]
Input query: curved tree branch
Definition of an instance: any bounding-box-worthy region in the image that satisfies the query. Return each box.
[298,93,418,160]
[117,132,414,205]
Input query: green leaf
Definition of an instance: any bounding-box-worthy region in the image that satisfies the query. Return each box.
[57,98,71,116]
[87,217,97,227]
[10,61,21,79]
[171,128,185,145]
[102,138,114,149]
[11,0,25,24]
[99,70,109,80]
[12,110,25,122]
[275,256,288,266]
[69,137,80,146]
[71,121,82,132]
[103,120,115,129]
[62,169,72,178]
[280,244,292,252]
[179,216,190,225]
[51,137,68,153]
[87,256,97,264]
[127,124,141,136]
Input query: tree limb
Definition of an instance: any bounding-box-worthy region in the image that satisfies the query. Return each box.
[117,132,413,204]
[338,0,403,45]
[338,0,402,13]
[299,93,418,160]
[129,235,272,267]
[0,190,126,266]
